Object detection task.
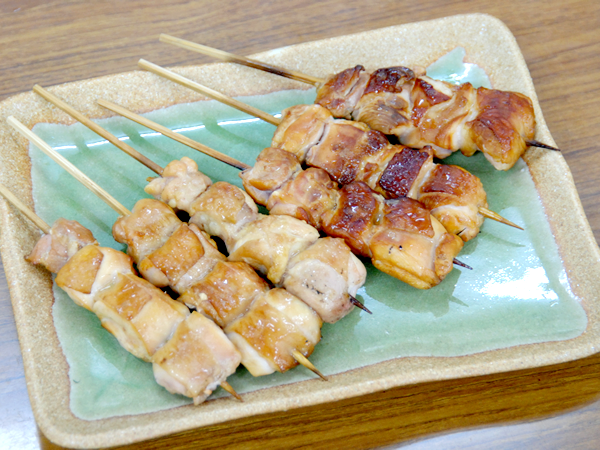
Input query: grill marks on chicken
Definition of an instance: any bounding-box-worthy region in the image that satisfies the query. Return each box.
[271,104,487,241]
[315,65,536,170]
[145,157,366,323]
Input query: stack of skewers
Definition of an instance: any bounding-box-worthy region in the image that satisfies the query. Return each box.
[0,35,561,409]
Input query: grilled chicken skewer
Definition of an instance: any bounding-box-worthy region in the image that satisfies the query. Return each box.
[32,84,368,323]
[159,36,560,170]
[0,178,242,404]
[137,59,521,242]
[10,114,330,380]
[96,100,466,290]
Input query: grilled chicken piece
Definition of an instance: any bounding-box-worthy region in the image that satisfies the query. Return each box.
[55,245,135,311]
[152,311,241,405]
[145,156,212,211]
[138,223,226,293]
[315,65,370,118]
[27,218,97,273]
[180,261,269,328]
[282,237,366,323]
[113,198,181,263]
[271,104,330,160]
[323,182,463,289]
[418,164,487,241]
[189,181,259,250]
[93,272,190,361]
[240,146,302,205]
[226,288,322,376]
[229,214,319,284]
[267,167,340,229]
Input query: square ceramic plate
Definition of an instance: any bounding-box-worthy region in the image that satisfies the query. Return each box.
[1,13,599,449]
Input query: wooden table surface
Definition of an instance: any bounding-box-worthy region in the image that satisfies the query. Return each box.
[1,1,599,448]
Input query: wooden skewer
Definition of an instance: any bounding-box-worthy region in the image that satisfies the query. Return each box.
[97,99,250,170]
[526,139,561,151]
[138,59,280,127]
[220,382,243,401]
[0,182,50,234]
[131,65,521,231]
[159,34,324,86]
[349,295,371,314]
[8,116,131,217]
[291,350,327,381]
[32,85,164,176]
[479,207,523,230]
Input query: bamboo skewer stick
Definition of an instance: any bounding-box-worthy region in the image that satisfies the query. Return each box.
[159,34,324,86]
[32,85,164,175]
[97,99,250,170]
[138,59,280,127]
[0,182,50,234]
[8,116,131,217]
[132,65,521,231]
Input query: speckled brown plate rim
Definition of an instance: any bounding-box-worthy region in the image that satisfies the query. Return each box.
[0,13,598,449]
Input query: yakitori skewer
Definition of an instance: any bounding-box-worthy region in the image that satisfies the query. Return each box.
[98,99,468,289]
[0,174,243,403]
[11,113,331,380]
[137,60,521,240]
[36,86,370,322]
[159,36,561,166]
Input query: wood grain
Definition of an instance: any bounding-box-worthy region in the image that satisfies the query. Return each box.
[1,0,599,448]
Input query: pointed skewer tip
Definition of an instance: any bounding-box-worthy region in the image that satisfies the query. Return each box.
[291,349,328,381]
[526,140,560,152]
[220,381,243,401]
[349,295,372,314]
[453,258,472,270]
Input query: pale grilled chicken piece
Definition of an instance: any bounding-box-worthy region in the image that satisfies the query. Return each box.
[55,245,135,311]
[282,237,366,323]
[152,311,241,405]
[316,66,536,170]
[323,182,463,289]
[113,198,181,263]
[93,272,190,361]
[189,181,259,249]
[179,261,269,328]
[138,222,226,293]
[27,218,97,273]
[225,288,322,376]
[229,214,319,284]
[271,104,330,160]
[145,156,212,212]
